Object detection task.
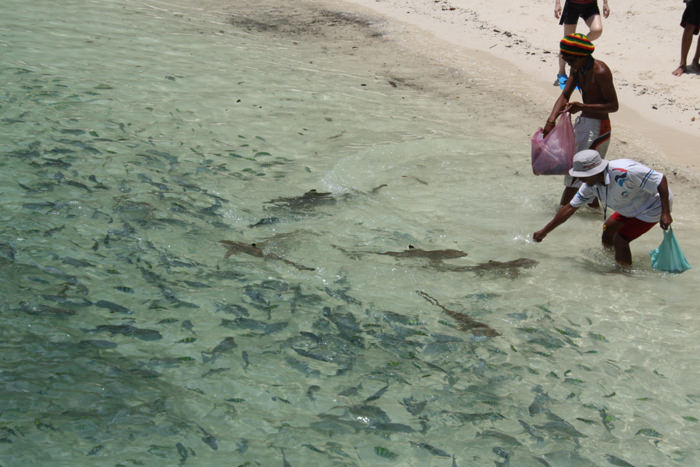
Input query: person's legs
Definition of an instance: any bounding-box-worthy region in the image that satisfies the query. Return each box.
[559,23,579,76]
[584,14,603,41]
[613,233,632,266]
[692,33,700,71]
[603,213,656,267]
[673,24,696,75]
[601,215,623,248]
[601,215,631,266]
[583,120,611,209]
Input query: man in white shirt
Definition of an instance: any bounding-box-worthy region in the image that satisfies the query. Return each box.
[533,149,673,267]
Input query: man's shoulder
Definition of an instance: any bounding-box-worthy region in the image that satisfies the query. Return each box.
[609,159,655,180]
[609,158,638,168]
[608,159,640,176]
[593,58,611,72]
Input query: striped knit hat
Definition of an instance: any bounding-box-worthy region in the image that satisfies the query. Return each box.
[560,33,594,56]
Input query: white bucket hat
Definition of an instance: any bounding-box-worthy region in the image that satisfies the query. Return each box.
[569,149,609,177]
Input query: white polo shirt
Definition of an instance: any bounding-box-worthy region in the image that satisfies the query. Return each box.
[571,159,671,222]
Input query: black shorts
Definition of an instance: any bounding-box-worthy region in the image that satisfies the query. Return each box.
[559,1,601,26]
[681,0,700,35]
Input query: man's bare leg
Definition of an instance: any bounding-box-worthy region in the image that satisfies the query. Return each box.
[673,25,696,76]
[602,216,623,247]
[585,14,603,41]
[601,217,631,266]
[613,235,632,266]
[558,23,579,76]
[691,35,700,72]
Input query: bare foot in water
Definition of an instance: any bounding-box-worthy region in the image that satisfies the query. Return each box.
[672,65,686,76]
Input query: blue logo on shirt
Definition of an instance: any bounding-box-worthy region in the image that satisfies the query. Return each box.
[613,169,628,187]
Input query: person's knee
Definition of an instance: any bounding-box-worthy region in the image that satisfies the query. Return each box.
[601,226,616,246]
[586,16,603,40]
[587,26,602,41]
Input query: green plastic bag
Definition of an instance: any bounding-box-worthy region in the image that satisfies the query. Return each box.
[649,227,691,273]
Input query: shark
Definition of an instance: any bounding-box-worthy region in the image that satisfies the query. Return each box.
[333,244,468,264]
[417,290,500,337]
[363,245,535,277]
[374,245,468,261]
[264,189,335,210]
[219,240,314,271]
[437,258,538,277]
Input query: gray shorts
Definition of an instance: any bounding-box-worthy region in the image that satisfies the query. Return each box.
[564,115,611,188]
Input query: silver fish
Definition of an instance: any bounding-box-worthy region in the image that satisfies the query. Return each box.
[202,337,237,364]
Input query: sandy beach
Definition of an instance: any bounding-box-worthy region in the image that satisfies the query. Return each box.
[324,0,700,174]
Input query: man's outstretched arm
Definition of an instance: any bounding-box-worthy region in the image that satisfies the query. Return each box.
[533,203,578,242]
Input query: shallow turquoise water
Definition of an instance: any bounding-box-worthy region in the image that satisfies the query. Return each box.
[2,0,700,465]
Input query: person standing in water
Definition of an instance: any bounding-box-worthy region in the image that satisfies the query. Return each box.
[533,150,673,268]
[543,33,618,207]
[554,0,610,87]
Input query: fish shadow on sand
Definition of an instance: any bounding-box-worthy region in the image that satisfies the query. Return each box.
[219,240,314,271]
[417,290,500,337]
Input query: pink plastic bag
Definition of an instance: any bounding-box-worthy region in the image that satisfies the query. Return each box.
[531,112,575,175]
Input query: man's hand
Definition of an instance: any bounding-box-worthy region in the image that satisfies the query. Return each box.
[660,212,673,230]
[602,2,610,18]
[533,230,547,243]
[554,3,562,19]
[564,101,584,114]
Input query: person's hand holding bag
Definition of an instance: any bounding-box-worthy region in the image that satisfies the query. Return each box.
[531,112,575,175]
